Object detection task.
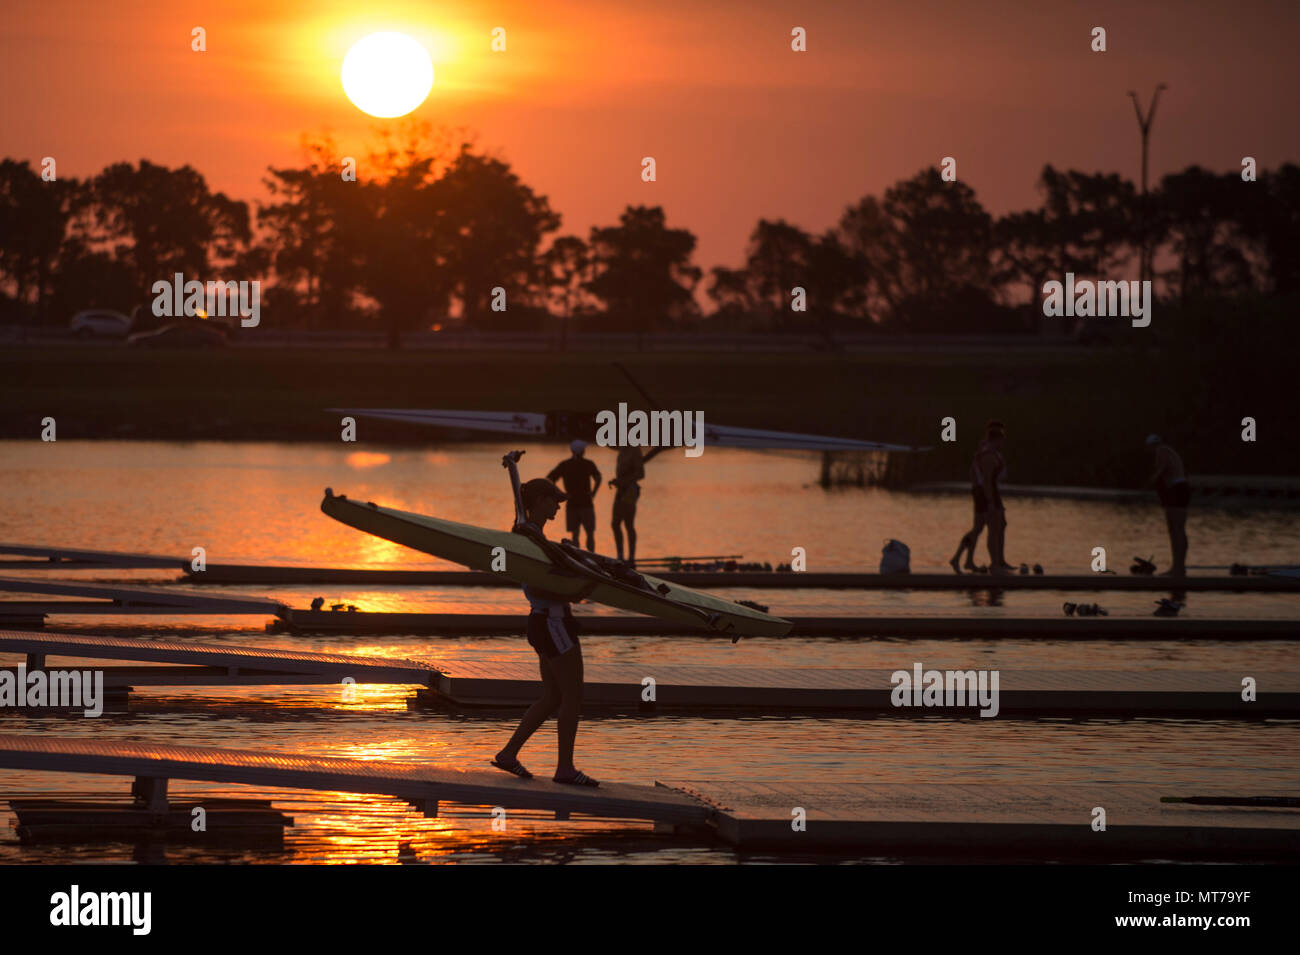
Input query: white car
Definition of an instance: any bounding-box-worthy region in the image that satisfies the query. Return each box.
[69,309,132,339]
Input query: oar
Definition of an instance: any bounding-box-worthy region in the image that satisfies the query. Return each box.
[1160,795,1300,808]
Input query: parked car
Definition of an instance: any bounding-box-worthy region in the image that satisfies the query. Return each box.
[69,309,132,339]
[126,323,228,348]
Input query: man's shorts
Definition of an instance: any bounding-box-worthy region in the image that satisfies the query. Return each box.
[1159,482,1191,508]
[527,612,581,658]
[566,503,596,533]
[972,487,988,514]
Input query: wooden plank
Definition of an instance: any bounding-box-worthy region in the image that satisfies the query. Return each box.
[430,662,1300,717]
[0,630,436,684]
[657,781,1300,854]
[0,735,708,824]
[0,577,284,615]
[0,544,182,569]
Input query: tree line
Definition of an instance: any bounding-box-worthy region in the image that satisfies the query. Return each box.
[2,127,1297,339]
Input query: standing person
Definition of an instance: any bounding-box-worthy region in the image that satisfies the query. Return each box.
[493,456,599,787]
[950,421,1010,574]
[980,423,1013,575]
[1145,434,1188,577]
[609,446,664,566]
[547,439,602,550]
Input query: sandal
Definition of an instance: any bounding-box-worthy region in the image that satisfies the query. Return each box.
[491,756,533,779]
[553,769,599,787]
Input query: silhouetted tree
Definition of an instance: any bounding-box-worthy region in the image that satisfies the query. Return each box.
[0,160,84,324]
[90,160,250,308]
[543,235,591,347]
[431,146,561,327]
[585,206,701,331]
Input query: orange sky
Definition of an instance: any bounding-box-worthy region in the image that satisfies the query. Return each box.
[4,0,1298,271]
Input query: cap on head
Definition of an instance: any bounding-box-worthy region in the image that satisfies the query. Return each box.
[570,439,587,454]
[1145,434,1162,447]
[521,477,567,508]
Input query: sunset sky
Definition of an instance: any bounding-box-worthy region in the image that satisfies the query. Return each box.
[4,0,1298,271]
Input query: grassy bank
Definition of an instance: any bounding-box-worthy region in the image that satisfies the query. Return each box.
[0,345,1287,487]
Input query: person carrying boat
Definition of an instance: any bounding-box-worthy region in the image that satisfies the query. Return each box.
[548,439,602,551]
[493,460,599,787]
[1145,434,1188,577]
[951,421,1012,574]
[609,445,665,566]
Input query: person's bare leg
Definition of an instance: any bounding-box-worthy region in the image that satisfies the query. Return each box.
[1163,508,1188,576]
[498,656,560,761]
[989,511,1012,573]
[951,516,985,571]
[965,514,986,568]
[612,518,625,560]
[625,521,637,565]
[549,647,584,773]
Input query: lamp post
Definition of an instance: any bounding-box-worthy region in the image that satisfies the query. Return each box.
[1128,84,1167,288]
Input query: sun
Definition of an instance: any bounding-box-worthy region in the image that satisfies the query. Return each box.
[341,32,434,118]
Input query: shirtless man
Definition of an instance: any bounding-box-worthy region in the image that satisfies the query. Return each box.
[493,452,598,787]
[1145,434,1188,577]
[951,421,1011,574]
[547,440,602,551]
[609,445,664,566]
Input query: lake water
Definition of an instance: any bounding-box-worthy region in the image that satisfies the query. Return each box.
[1,441,1296,863]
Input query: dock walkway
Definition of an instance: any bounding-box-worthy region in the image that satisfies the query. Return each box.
[0,630,436,688]
[658,781,1300,854]
[0,735,706,824]
[275,610,1300,640]
[8,543,1299,590]
[0,735,1294,855]
[428,661,1300,718]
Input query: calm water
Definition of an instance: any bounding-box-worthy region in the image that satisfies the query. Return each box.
[1,441,1297,864]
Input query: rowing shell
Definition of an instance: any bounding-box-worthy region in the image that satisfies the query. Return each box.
[326,408,920,453]
[320,491,793,638]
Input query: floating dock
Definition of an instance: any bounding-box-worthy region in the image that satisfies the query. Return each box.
[0,576,285,617]
[0,630,437,689]
[0,735,707,825]
[0,543,182,571]
[423,661,1300,718]
[187,567,1300,591]
[1,735,1294,856]
[3,632,1291,717]
[657,781,1300,855]
[8,543,1299,590]
[273,610,1300,640]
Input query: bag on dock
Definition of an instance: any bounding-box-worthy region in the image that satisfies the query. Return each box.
[879,539,911,575]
